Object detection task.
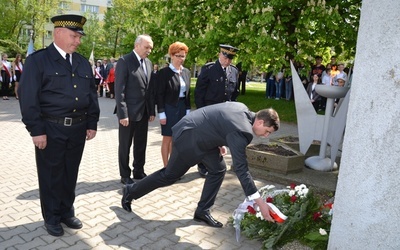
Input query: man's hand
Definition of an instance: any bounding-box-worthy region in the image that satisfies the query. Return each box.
[149,115,155,122]
[32,135,47,150]
[160,118,166,125]
[86,129,97,140]
[219,146,227,156]
[120,118,129,126]
[254,197,275,223]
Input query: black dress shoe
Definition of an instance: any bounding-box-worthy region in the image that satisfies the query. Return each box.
[60,217,83,229]
[45,222,64,236]
[194,211,223,228]
[122,183,134,212]
[121,177,134,185]
[133,172,147,180]
[197,166,208,178]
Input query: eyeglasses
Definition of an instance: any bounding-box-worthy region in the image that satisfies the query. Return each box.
[174,54,186,58]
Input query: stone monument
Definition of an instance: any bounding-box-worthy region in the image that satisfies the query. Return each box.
[328,0,400,249]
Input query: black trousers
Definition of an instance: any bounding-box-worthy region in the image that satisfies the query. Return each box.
[1,70,11,96]
[36,122,86,225]
[118,114,149,178]
[127,131,227,213]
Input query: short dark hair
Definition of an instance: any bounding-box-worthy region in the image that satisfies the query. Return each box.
[256,108,280,131]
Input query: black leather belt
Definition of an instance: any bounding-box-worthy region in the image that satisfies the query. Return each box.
[42,114,87,126]
[179,97,185,100]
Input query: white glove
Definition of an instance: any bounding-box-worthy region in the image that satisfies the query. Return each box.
[13,75,17,81]
[0,76,2,82]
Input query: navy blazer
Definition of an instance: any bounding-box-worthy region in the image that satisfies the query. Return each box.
[194,59,239,108]
[114,52,155,121]
[18,43,99,136]
[156,66,191,113]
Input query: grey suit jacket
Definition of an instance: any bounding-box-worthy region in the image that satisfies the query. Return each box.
[114,52,155,121]
[171,102,259,196]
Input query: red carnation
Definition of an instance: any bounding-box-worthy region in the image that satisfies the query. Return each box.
[290,183,296,189]
[266,197,274,203]
[290,195,297,203]
[247,205,256,214]
[313,212,322,221]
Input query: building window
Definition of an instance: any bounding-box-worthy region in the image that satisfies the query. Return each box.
[81,4,99,13]
[59,1,70,10]
[45,30,52,39]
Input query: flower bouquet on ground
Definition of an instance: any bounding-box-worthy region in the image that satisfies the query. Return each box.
[231,184,333,250]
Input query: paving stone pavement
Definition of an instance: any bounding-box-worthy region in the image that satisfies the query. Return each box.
[0,97,299,250]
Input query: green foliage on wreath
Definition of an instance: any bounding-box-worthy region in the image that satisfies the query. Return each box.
[236,184,333,249]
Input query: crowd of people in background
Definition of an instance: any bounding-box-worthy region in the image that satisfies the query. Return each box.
[1,53,18,100]
[92,57,117,98]
[264,55,352,112]
[1,52,122,101]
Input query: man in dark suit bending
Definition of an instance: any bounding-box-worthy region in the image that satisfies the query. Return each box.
[121,102,279,227]
[115,34,155,185]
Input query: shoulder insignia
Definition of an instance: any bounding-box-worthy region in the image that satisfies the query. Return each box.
[204,62,215,68]
[28,48,46,56]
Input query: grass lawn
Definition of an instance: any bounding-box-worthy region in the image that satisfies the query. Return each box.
[190,79,298,124]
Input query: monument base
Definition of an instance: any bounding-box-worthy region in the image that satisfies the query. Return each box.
[305,156,338,172]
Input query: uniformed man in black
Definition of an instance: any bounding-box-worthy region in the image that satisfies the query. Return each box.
[194,44,239,177]
[18,14,100,237]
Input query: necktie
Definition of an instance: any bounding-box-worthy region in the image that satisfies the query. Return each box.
[141,59,147,74]
[65,53,71,65]
[140,59,147,80]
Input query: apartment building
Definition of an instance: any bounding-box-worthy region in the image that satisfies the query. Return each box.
[42,0,112,46]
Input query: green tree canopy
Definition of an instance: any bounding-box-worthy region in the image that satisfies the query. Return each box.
[0,0,361,73]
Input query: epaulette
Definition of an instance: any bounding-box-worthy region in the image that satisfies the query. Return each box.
[28,47,46,56]
[230,64,238,70]
[203,62,215,68]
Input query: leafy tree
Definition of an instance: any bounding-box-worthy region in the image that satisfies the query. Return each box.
[76,13,101,59]
[0,0,30,55]
[27,0,61,49]
[109,0,361,73]
[1,0,362,72]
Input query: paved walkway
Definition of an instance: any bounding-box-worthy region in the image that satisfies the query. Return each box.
[0,97,299,250]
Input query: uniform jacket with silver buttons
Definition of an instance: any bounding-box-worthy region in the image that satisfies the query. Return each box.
[18,43,100,136]
[194,59,239,108]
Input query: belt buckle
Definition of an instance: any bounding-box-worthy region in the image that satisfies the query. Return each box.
[64,117,72,126]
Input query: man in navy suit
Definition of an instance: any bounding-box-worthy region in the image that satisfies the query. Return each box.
[18,14,100,236]
[122,102,280,227]
[115,34,155,185]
